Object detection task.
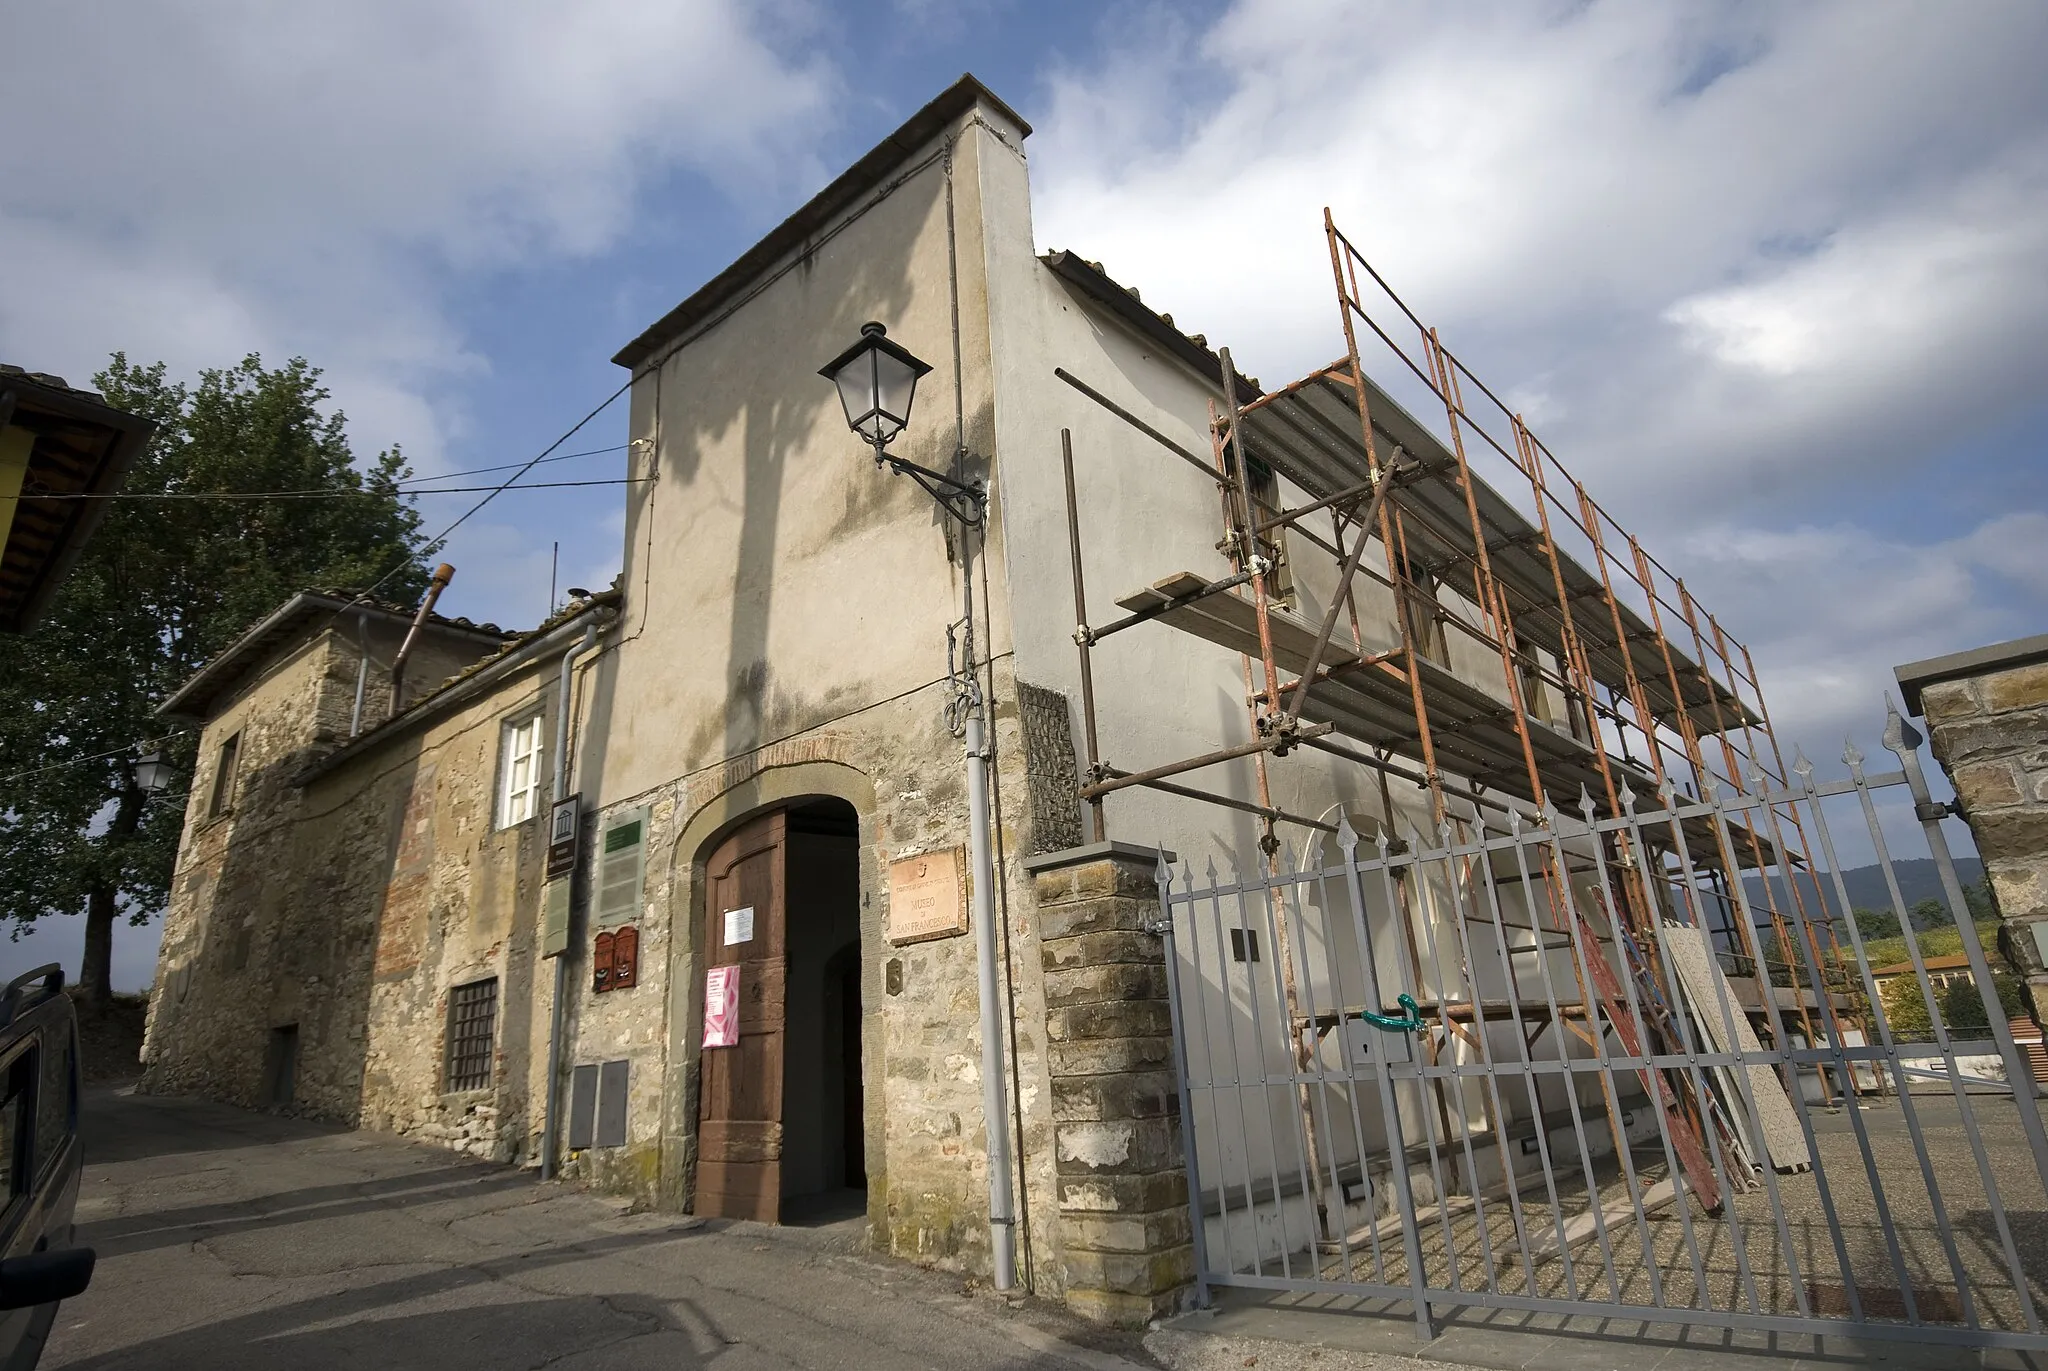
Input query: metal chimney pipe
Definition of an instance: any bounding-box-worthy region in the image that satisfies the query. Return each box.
[388,563,455,720]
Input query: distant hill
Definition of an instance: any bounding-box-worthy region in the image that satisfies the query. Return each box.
[1742,856,1985,920]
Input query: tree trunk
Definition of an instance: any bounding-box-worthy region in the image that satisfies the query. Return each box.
[79,785,145,1013]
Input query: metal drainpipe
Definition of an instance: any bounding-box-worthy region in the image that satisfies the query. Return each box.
[349,611,372,737]
[956,512,1017,1290]
[541,619,600,1181]
[942,127,1017,1293]
[388,563,456,720]
[966,700,1017,1288]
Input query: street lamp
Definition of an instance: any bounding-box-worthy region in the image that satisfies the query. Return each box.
[132,750,174,795]
[819,321,928,447]
[817,322,1013,1292]
[818,323,983,526]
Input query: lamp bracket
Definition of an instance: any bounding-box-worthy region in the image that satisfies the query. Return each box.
[873,442,986,527]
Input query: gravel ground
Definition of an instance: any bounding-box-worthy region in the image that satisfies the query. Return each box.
[1225,1094,2048,1337]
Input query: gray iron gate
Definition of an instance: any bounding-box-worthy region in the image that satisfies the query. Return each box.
[1155,707,2048,1349]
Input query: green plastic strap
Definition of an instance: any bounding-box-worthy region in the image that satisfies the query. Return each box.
[1359,992,1422,1033]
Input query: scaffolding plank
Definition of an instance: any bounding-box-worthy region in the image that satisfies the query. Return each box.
[1117,572,1597,805]
[1660,922,1812,1174]
[1235,374,1759,738]
[1114,571,1361,674]
[1118,570,1778,866]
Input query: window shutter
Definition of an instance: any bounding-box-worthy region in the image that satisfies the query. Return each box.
[595,807,648,927]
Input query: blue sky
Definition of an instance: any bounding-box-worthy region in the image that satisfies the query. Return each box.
[3,1,2043,988]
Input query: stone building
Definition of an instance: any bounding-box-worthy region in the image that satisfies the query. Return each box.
[1899,633,2048,1022]
[144,589,527,1120]
[145,73,1790,1322]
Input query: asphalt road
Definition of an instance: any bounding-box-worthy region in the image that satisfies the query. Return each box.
[46,1086,1177,1371]
[37,1086,1582,1371]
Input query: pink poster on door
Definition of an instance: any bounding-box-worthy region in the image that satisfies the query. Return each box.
[703,964,741,1048]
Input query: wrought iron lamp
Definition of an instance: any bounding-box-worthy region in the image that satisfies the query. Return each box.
[818,323,983,526]
[131,749,174,795]
[815,320,1014,1290]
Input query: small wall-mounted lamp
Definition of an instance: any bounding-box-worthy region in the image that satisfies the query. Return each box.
[818,322,983,527]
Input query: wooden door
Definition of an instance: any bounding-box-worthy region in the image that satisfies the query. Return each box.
[695,810,787,1222]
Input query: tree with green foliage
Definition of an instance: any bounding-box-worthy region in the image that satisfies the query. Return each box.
[1850,883,1996,955]
[0,355,427,1009]
[1943,968,2024,1032]
[1875,967,2022,1042]
[1909,896,1956,931]
[1879,975,1935,1039]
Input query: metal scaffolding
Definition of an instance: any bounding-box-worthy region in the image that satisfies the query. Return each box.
[1053,213,1866,1223]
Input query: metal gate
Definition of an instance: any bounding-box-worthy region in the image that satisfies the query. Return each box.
[1155,706,2048,1350]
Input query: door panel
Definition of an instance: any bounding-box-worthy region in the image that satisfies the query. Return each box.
[695,810,787,1222]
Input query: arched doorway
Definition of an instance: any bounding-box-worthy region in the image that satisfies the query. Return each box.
[695,796,865,1224]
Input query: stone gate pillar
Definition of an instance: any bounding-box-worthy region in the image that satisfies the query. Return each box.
[1899,635,2048,1022]
[1023,841,1193,1325]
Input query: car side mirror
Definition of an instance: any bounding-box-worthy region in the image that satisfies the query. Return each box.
[0,1247,95,1310]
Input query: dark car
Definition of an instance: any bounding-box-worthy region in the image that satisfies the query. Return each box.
[0,967,94,1370]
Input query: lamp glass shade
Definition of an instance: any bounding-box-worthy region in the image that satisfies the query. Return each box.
[819,323,932,447]
[133,751,174,794]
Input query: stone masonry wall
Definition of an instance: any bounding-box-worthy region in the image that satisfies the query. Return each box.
[147,611,573,1174]
[598,654,1068,1288]
[1028,843,1192,1325]
[346,664,558,1167]
[1916,654,2048,1022]
[144,630,357,1111]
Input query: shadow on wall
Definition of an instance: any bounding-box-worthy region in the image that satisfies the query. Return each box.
[577,152,949,815]
[563,164,944,1217]
[141,712,560,1166]
[145,740,422,1123]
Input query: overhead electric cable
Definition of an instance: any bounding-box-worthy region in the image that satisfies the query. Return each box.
[342,378,634,614]
[396,443,628,487]
[0,731,190,786]
[31,477,648,501]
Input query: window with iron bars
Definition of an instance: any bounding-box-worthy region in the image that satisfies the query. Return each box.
[444,979,497,1092]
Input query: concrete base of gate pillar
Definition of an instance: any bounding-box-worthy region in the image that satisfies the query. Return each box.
[1899,637,2048,1031]
[1025,841,1194,1326]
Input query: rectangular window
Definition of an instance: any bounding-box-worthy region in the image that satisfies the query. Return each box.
[208,732,241,817]
[444,979,498,1092]
[1245,458,1295,609]
[1517,654,1556,728]
[1398,557,1449,666]
[498,715,545,828]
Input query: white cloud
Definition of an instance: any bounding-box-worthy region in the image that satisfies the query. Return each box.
[1957,512,2048,601]
[1031,0,2048,759]
[1667,512,2040,752]
[0,1,833,466]
[1648,142,2048,493]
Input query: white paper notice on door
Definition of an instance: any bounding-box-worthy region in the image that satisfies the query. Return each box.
[723,906,755,946]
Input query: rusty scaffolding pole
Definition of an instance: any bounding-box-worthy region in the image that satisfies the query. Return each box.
[1051,213,1851,1224]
